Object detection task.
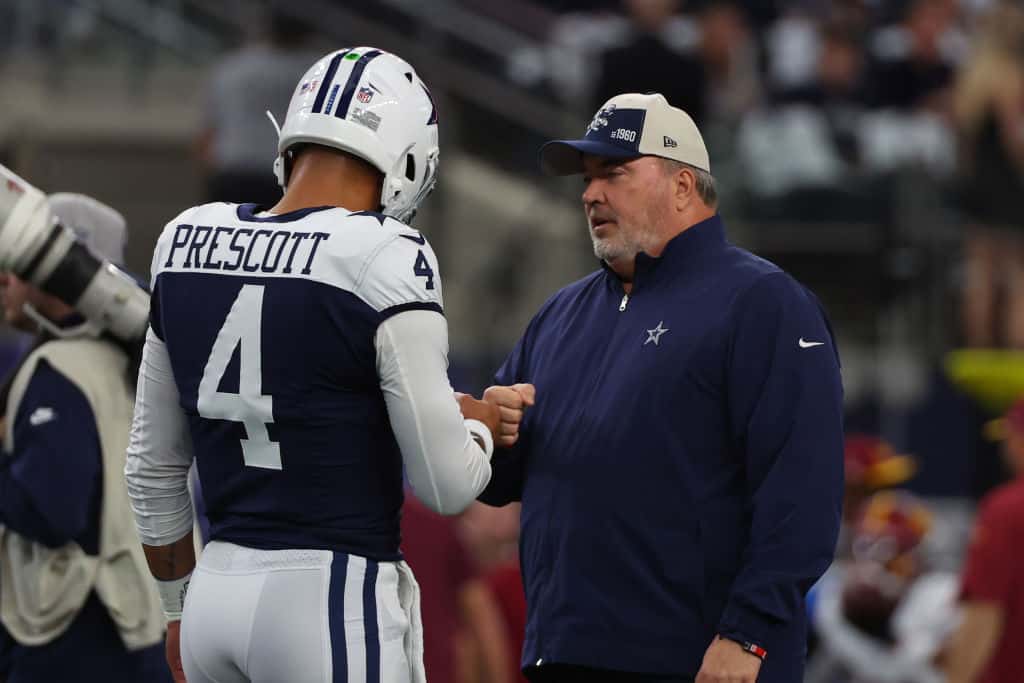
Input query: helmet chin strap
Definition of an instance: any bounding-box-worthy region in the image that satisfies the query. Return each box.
[21,302,100,339]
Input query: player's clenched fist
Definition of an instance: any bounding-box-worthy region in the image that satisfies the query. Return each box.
[482,383,536,447]
[455,392,503,446]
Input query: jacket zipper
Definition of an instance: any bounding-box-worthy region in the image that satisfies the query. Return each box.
[619,293,629,311]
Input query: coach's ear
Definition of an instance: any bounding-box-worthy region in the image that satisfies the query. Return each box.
[670,162,698,211]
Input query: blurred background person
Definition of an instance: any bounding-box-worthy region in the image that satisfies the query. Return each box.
[953,2,1024,349]
[401,496,524,683]
[696,0,761,125]
[589,0,758,128]
[197,7,316,207]
[805,434,919,673]
[0,194,168,683]
[590,0,707,123]
[400,495,480,683]
[865,0,960,114]
[810,491,957,683]
[459,502,527,683]
[839,435,918,551]
[943,397,1024,683]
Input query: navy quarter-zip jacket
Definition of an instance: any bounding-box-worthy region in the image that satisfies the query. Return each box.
[481,214,844,681]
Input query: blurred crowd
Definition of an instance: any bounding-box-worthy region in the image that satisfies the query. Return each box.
[516,0,1024,350]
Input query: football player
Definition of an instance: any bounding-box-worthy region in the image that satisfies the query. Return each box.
[125,47,505,683]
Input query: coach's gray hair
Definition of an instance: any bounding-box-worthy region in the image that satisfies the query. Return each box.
[661,159,717,208]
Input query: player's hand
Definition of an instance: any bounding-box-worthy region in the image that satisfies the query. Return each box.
[482,383,536,447]
[166,619,187,683]
[696,636,762,683]
[455,392,502,445]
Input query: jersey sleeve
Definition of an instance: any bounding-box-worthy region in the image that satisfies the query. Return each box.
[124,327,195,546]
[375,308,492,515]
[356,232,444,319]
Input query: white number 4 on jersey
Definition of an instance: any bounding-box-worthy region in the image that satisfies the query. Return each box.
[197,284,282,470]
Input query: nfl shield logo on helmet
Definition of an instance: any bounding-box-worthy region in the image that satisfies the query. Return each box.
[299,79,318,94]
[357,87,374,104]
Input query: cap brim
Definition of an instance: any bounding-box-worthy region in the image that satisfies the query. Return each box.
[539,139,642,176]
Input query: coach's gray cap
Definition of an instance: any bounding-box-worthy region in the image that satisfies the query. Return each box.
[540,93,710,176]
[48,193,127,266]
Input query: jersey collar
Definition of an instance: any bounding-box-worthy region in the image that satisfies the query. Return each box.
[236,203,338,223]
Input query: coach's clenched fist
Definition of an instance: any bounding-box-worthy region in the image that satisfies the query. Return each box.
[696,636,762,683]
[482,383,536,447]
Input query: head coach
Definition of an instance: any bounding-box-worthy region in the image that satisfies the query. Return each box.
[480,93,845,683]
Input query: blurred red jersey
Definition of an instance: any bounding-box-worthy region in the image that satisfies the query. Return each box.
[961,479,1024,683]
[485,563,528,683]
[401,496,475,683]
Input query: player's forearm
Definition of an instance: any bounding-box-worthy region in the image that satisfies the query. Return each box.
[144,530,196,623]
[143,531,196,581]
[943,602,1004,683]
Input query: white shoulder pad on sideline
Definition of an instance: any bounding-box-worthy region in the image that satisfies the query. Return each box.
[153,204,442,315]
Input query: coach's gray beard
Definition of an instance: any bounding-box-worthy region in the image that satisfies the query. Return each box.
[591,226,654,264]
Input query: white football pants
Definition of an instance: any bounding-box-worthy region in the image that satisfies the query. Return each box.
[180,541,425,683]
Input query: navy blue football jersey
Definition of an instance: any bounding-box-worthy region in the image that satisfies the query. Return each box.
[148,202,443,560]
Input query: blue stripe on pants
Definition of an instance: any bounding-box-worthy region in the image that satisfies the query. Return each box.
[362,562,380,683]
[328,553,348,682]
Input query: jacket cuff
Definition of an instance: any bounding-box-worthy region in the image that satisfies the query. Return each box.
[717,599,783,649]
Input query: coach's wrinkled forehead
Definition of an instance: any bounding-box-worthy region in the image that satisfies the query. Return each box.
[539,92,710,176]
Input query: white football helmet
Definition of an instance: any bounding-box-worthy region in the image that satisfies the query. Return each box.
[273,47,440,224]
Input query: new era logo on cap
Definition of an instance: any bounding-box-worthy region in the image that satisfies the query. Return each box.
[540,93,710,176]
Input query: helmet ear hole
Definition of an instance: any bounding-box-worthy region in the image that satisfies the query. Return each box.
[405,154,416,182]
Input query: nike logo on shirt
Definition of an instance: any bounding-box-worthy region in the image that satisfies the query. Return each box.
[29,406,57,426]
[798,338,825,348]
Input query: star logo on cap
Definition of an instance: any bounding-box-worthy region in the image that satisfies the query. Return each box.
[587,104,617,133]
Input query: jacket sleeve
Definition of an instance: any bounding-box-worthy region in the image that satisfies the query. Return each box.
[0,360,102,548]
[718,272,845,648]
[477,322,535,507]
